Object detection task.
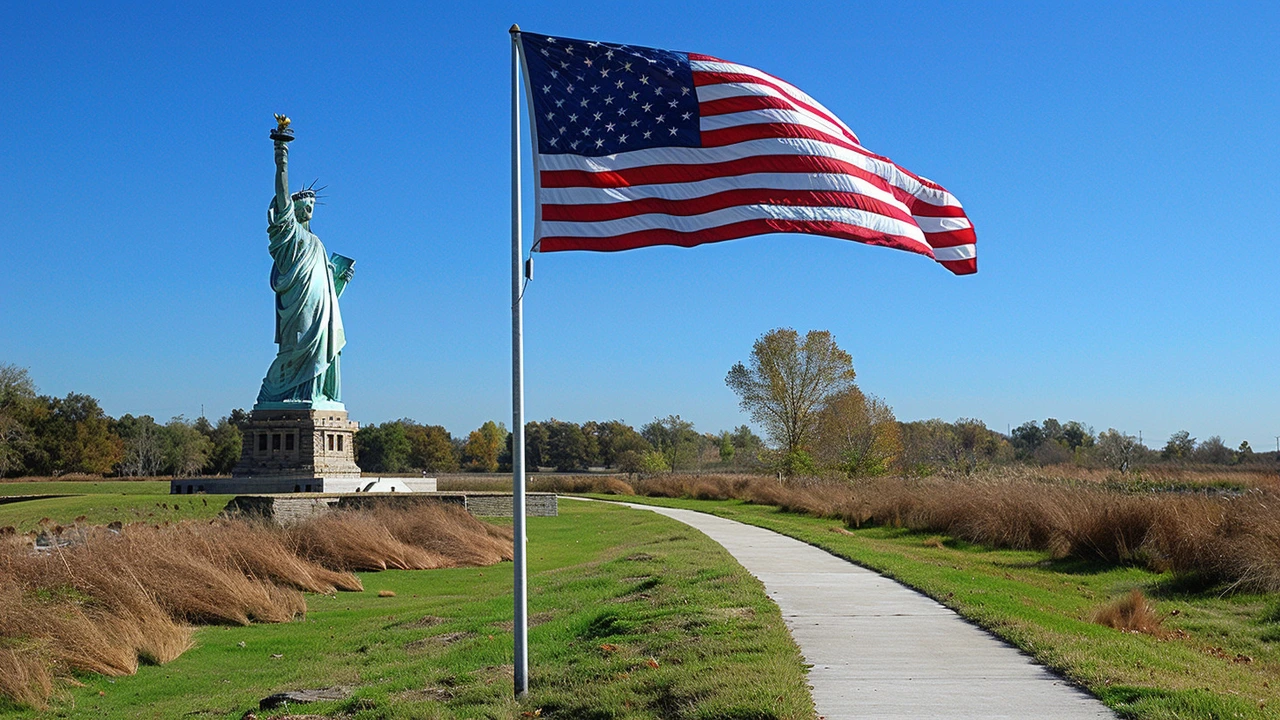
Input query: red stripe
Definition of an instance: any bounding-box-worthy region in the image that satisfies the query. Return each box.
[541,154,897,197]
[694,70,860,145]
[699,94,801,118]
[543,188,917,226]
[939,258,977,276]
[539,218,933,258]
[922,227,977,249]
[911,205,968,218]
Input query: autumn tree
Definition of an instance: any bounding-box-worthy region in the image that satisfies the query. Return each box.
[406,423,459,472]
[725,328,856,477]
[463,421,508,473]
[813,387,901,478]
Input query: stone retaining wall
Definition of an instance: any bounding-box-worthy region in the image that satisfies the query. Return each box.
[223,492,558,524]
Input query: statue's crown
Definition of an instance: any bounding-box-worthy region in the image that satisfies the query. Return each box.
[291,179,326,202]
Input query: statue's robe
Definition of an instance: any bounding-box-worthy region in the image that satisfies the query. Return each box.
[256,200,345,405]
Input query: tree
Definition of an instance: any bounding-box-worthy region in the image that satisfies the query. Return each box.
[406,424,459,472]
[356,422,412,473]
[545,419,590,472]
[589,420,650,468]
[725,328,856,473]
[38,393,122,475]
[0,365,38,477]
[1009,421,1045,459]
[1162,430,1196,461]
[1236,440,1254,465]
[162,416,213,478]
[204,416,243,475]
[718,431,735,463]
[813,387,901,478]
[641,415,700,472]
[115,414,164,476]
[462,421,508,473]
[1061,421,1094,451]
[1097,429,1141,474]
[1194,435,1232,465]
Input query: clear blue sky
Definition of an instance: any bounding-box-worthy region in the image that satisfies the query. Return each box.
[3,1,1277,450]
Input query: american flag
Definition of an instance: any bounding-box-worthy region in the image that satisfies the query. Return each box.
[519,32,977,275]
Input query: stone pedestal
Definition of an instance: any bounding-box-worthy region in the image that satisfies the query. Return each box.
[231,408,361,492]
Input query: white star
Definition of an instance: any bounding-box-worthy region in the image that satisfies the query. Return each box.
[570,140,580,149]
[642,102,652,112]
[603,95,614,105]
[654,86,663,95]
[545,111,554,121]
[542,85,551,93]
[595,138,605,148]
[560,61,569,69]
[587,41,599,47]
[605,122,615,132]
[566,84,574,93]
[615,80,624,89]
[582,126,591,136]
[580,98,588,107]
[681,86,690,95]
[617,107,627,116]
[593,111,602,121]
[630,119,639,127]
[681,112,691,120]
[643,130,652,139]
[548,136,558,146]
[669,126,678,135]
[555,98,564,108]
[628,91,639,101]
[541,48,549,56]
[622,61,632,72]
[647,57,657,64]
[655,114,665,123]
[665,68,675,76]
[550,70,558,79]
[559,126,566,134]
[568,113,578,123]
[668,99,678,108]
[605,49,614,59]
[617,133,628,143]
[547,37,556,43]
[583,58,593,67]
[590,84,600,93]
[639,75,649,85]
[600,68,609,78]
[565,45,574,54]
[576,75,584,81]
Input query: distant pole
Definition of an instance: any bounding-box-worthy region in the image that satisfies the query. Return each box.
[509,23,529,698]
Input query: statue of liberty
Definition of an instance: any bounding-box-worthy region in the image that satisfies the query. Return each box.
[255,115,354,410]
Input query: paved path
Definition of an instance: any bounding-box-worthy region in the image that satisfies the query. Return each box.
[582,500,1114,719]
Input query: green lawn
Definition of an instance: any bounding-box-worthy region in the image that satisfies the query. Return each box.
[3,499,816,720]
[595,495,1280,720]
[0,494,229,532]
[0,480,171,496]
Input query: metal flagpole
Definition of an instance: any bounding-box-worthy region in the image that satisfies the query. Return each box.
[509,23,529,698]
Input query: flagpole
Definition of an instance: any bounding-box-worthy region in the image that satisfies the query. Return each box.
[509,23,529,698]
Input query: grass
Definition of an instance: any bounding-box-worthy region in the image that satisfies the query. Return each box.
[596,494,1280,720]
[0,494,227,532]
[0,480,172,496]
[0,500,815,719]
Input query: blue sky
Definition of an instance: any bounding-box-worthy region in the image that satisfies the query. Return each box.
[2,1,1277,450]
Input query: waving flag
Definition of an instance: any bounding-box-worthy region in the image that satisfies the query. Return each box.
[519,33,976,275]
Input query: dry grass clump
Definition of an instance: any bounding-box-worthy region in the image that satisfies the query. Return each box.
[1092,589,1165,636]
[0,503,513,708]
[530,475,636,495]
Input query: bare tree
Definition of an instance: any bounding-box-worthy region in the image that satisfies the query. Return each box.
[725,328,856,470]
[1097,429,1141,474]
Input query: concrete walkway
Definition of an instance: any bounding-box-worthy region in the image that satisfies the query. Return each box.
[587,500,1115,719]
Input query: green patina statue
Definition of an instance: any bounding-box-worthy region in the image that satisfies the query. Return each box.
[255,115,354,411]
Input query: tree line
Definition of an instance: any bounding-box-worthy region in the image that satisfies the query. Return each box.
[3,346,1272,480]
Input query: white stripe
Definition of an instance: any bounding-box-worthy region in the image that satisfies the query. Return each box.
[912,215,972,234]
[932,244,975,261]
[697,82,860,144]
[537,138,961,208]
[542,171,903,210]
[691,59,859,141]
[541,203,929,248]
[699,107,850,143]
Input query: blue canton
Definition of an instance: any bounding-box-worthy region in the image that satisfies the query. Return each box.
[522,34,701,157]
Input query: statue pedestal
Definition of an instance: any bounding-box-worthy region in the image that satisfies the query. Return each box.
[230,408,361,492]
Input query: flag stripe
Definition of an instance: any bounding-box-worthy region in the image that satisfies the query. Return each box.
[540,217,933,255]
[543,188,919,225]
[542,171,901,207]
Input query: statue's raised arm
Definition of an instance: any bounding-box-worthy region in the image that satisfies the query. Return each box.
[271,114,293,216]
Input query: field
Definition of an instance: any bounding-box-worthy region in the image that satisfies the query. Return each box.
[0,495,814,719]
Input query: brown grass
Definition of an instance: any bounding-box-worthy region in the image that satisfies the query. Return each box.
[0,504,512,708]
[615,472,1280,593]
[1092,589,1165,636]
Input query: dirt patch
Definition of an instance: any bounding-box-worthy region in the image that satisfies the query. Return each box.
[405,632,475,651]
[709,607,756,620]
[491,611,554,631]
[404,614,448,629]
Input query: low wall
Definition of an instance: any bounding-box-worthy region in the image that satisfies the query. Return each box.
[223,491,558,524]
